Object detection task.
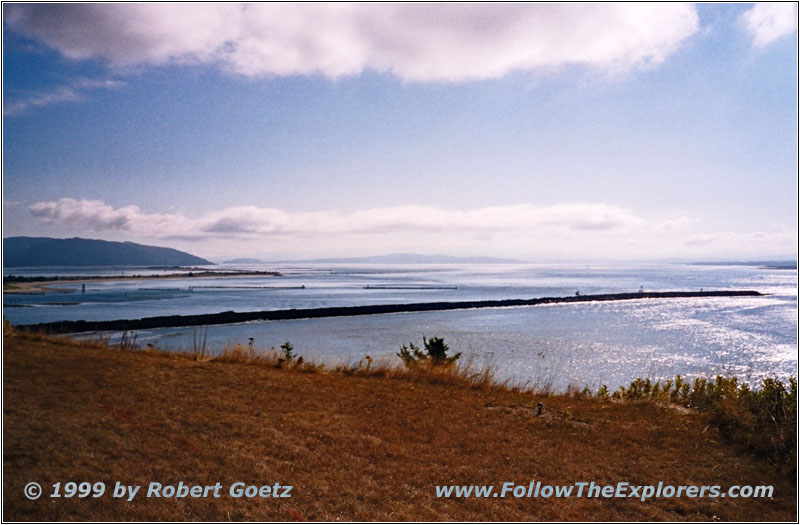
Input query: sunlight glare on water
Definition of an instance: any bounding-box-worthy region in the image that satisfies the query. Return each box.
[4,263,796,390]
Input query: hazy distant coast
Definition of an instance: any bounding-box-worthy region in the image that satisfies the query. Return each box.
[3,270,281,294]
[222,253,525,265]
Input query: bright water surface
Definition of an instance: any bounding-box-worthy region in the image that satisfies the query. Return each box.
[4,263,796,390]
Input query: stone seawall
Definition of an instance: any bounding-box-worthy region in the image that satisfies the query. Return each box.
[19,290,763,334]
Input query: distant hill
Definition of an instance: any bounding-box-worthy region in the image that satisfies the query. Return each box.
[298,253,524,264]
[222,258,267,264]
[3,237,213,267]
[696,260,797,270]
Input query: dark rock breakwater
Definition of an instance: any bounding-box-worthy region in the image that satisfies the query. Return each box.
[18,290,763,334]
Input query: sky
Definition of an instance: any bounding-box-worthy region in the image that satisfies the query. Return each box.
[2,2,797,262]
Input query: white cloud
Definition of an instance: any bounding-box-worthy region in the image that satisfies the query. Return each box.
[28,198,795,260]
[740,3,798,48]
[29,198,192,235]
[3,78,124,116]
[29,198,643,238]
[5,3,699,81]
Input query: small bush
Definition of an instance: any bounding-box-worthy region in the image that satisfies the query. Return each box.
[280,341,297,362]
[397,341,426,365]
[397,336,461,367]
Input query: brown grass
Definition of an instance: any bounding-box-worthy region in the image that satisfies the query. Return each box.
[3,331,796,521]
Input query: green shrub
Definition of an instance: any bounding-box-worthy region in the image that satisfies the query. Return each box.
[397,336,461,367]
[280,341,297,362]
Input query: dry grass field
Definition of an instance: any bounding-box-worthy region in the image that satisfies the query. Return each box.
[3,331,796,521]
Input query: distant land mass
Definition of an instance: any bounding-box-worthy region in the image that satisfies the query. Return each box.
[3,237,213,267]
[222,258,268,264]
[292,253,525,264]
[696,260,797,270]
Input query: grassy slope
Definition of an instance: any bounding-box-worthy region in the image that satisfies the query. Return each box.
[3,334,795,521]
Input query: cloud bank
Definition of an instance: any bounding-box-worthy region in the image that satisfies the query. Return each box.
[5,3,699,81]
[740,3,798,48]
[27,198,795,260]
[29,198,644,238]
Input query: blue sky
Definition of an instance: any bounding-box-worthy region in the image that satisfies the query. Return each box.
[2,3,797,261]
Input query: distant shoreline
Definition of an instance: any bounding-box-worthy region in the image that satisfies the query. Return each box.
[19,289,763,334]
[2,270,281,294]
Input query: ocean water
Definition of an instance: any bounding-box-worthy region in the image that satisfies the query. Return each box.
[4,263,797,390]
